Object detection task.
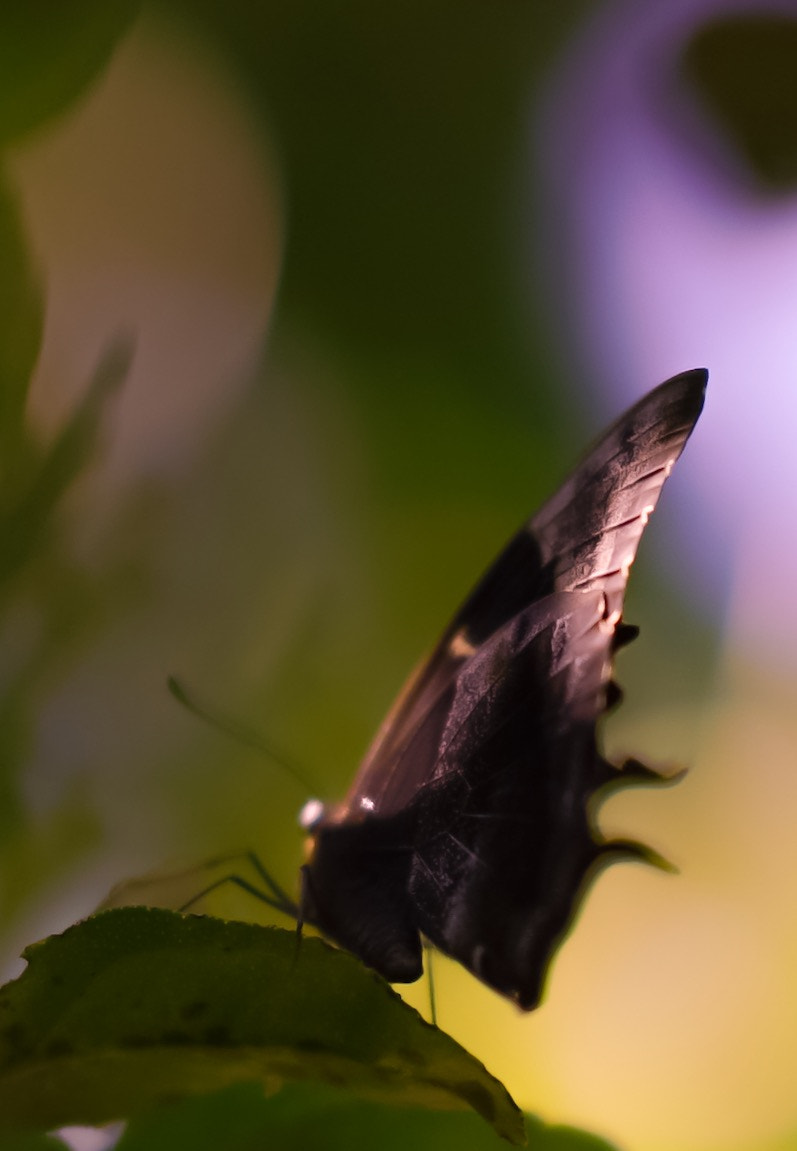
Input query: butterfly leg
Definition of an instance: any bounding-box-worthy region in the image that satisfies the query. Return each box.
[289,865,314,972]
[178,849,298,918]
[424,940,438,1027]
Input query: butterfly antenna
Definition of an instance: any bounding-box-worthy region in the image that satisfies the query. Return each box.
[167,675,321,796]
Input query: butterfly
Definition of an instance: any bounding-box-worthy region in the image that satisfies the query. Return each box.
[298,369,706,1010]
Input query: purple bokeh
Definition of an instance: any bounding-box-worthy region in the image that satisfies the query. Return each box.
[537,0,797,670]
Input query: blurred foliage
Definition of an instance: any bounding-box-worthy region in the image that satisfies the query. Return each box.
[0,331,129,926]
[0,3,139,145]
[683,13,797,190]
[0,342,131,590]
[0,1134,64,1151]
[0,179,42,464]
[0,0,604,948]
[0,2,141,890]
[0,1,787,1149]
[174,0,600,503]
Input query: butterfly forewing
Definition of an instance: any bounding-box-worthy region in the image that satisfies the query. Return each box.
[303,368,706,1007]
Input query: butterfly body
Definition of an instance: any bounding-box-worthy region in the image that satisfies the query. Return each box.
[302,370,707,1009]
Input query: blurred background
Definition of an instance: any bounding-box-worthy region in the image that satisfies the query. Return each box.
[2,2,797,1149]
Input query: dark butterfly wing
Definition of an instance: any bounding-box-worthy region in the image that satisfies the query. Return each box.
[333,369,705,820]
[302,368,706,1005]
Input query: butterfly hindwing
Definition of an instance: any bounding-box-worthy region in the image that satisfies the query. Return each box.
[302,369,707,1007]
[407,590,616,1008]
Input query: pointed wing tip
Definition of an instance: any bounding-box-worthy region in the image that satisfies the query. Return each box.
[677,366,709,385]
[663,367,708,418]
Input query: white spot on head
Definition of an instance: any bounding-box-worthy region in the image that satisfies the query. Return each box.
[298,798,325,830]
[359,795,376,812]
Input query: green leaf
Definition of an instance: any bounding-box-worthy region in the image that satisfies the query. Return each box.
[114,1081,619,1151]
[0,907,524,1144]
[524,1115,619,1150]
